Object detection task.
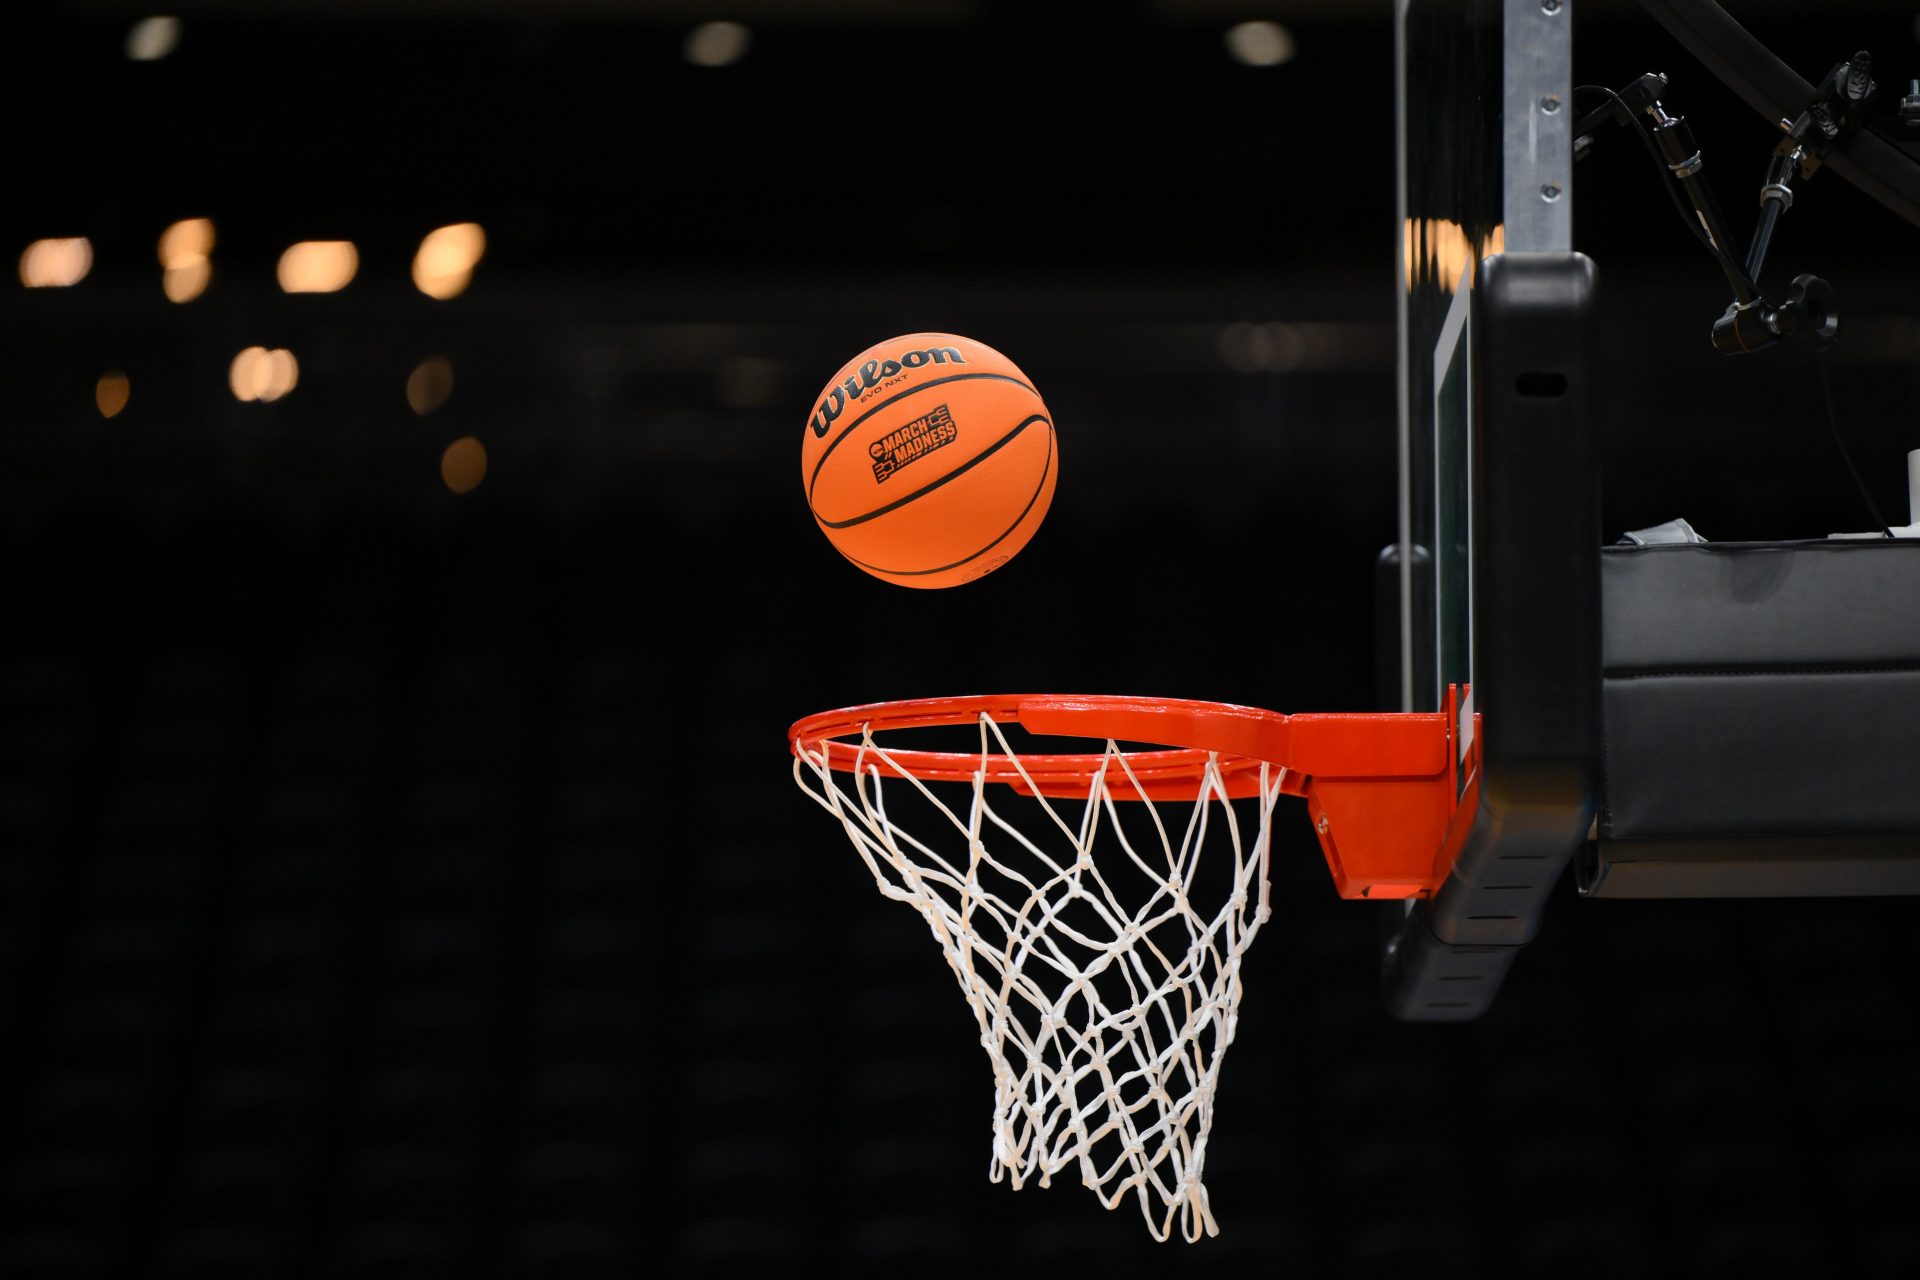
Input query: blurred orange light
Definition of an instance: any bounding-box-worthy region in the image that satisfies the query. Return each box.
[277,240,358,293]
[163,259,210,302]
[1401,218,1504,294]
[1217,321,1307,373]
[1225,21,1295,67]
[407,357,454,415]
[126,16,181,61]
[96,370,131,418]
[412,223,485,300]
[19,238,93,288]
[158,218,214,267]
[685,21,752,67]
[230,347,265,401]
[159,219,214,302]
[441,436,488,493]
[230,346,299,403]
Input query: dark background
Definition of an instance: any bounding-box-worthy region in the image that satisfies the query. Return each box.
[3,1,1919,1275]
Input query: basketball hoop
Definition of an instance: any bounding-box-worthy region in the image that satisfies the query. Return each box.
[790,693,1476,1240]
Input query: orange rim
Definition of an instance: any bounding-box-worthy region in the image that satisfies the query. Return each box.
[789,693,1306,800]
[792,692,1473,897]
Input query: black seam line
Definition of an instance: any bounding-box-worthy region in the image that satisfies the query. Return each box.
[1598,831,1920,845]
[837,421,1054,577]
[816,414,1049,531]
[1602,540,1920,553]
[1606,665,1920,678]
[807,372,1037,501]
[1600,659,1617,837]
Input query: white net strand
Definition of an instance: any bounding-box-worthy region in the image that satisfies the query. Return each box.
[792,711,1283,1242]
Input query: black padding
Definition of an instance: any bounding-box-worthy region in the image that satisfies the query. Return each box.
[1382,252,1601,1020]
[1423,253,1601,946]
[1602,670,1920,840]
[1380,900,1520,1022]
[1603,540,1920,672]
[1580,835,1920,898]
[1590,539,1920,899]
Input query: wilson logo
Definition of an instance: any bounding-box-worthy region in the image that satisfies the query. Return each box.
[809,345,966,438]
[870,404,958,482]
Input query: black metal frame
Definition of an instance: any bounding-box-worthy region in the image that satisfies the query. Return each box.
[1637,0,1920,229]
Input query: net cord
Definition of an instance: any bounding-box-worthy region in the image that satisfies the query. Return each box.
[793,712,1281,1241]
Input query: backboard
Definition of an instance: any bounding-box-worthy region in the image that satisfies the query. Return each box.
[1387,0,1601,1020]
[1396,0,1567,722]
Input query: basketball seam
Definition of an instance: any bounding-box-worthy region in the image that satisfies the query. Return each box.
[813,414,1050,530]
[835,418,1054,578]
[805,372,1038,503]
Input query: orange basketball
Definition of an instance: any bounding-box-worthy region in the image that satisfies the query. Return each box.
[802,332,1056,589]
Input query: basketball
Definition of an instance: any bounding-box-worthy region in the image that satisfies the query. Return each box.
[802,332,1056,589]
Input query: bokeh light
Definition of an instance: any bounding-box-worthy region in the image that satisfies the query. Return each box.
[19,238,93,288]
[126,16,181,62]
[715,356,784,410]
[277,240,359,293]
[685,22,752,67]
[163,259,210,302]
[412,223,485,299]
[1402,218,1504,293]
[229,346,299,403]
[407,357,454,415]
[441,437,488,493]
[1225,21,1296,67]
[1217,322,1306,373]
[159,218,214,302]
[96,371,131,419]
[158,217,213,264]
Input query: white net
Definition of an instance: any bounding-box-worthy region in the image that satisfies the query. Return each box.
[793,711,1283,1242]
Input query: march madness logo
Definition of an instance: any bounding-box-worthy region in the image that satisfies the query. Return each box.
[870,404,958,482]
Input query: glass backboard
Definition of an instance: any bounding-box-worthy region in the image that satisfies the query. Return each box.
[1397,0,1570,726]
